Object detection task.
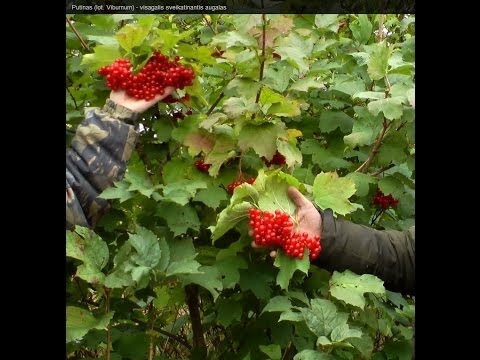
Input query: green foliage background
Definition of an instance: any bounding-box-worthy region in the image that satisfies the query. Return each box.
[66,14,415,360]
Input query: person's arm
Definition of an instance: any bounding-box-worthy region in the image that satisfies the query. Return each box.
[315,209,415,296]
[66,89,174,230]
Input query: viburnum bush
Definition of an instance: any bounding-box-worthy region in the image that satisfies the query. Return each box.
[66,14,415,360]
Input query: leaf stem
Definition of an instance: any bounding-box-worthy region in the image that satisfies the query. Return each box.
[105,287,111,360]
[66,16,90,51]
[355,118,391,173]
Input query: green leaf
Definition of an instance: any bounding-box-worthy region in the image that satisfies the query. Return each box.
[279,310,304,322]
[350,15,373,44]
[256,170,305,215]
[115,332,149,360]
[225,78,262,101]
[125,167,155,198]
[230,183,260,206]
[273,249,310,290]
[367,43,391,80]
[331,75,365,96]
[274,46,309,72]
[262,296,292,313]
[205,133,237,177]
[233,15,263,32]
[66,306,114,343]
[180,265,223,300]
[223,97,251,119]
[319,111,353,134]
[156,203,200,236]
[313,172,363,215]
[211,31,258,48]
[171,115,206,143]
[368,97,405,120]
[99,181,133,203]
[290,77,325,92]
[67,227,109,284]
[104,268,133,289]
[166,255,202,276]
[194,186,228,209]
[315,15,339,32]
[263,61,295,93]
[344,106,383,147]
[216,299,243,327]
[183,131,215,157]
[383,340,412,360]
[116,23,150,52]
[277,139,302,169]
[239,263,274,299]
[294,350,336,360]
[259,344,282,360]
[211,201,251,242]
[348,335,374,358]
[177,43,216,65]
[162,180,208,206]
[166,238,202,276]
[238,122,286,160]
[302,299,347,337]
[152,120,174,143]
[329,270,385,309]
[81,45,121,70]
[76,263,106,285]
[301,140,351,171]
[215,256,248,288]
[378,176,404,199]
[330,324,362,342]
[268,99,302,117]
[352,91,385,100]
[344,173,376,197]
[128,226,161,268]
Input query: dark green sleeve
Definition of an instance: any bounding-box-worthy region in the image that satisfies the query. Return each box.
[314,209,415,295]
[66,99,139,230]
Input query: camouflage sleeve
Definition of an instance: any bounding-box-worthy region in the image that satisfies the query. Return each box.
[314,210,415,295]
[66,99,139,230]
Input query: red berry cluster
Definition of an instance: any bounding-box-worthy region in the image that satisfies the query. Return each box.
[227,177,255,193]
[98,51,195,101]
[248,208,321,261]
[373,189,399,209]
[195,160,211,173]
[262,151,286,167]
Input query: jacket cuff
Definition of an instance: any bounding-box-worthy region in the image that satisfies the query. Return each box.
[320,209,336,248]
[102,98,140,123]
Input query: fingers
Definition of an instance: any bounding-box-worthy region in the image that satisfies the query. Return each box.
[287,186,311,208]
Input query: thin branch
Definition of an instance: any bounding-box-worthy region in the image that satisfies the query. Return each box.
[185,284,206,352]
[66,86,78,110]
[254,14,267,105]
[202,15,216,34]
[105,287,111,360]
[355,118,391,173]
[377,15,385,42]
[370,163,395,177]
[155,327,192,350]
[207,92,224,115]
[66,16,90,51]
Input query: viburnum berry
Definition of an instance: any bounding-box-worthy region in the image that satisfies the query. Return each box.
[372,189,399,209]
[262,151,286,167]
[194,159,211,173]
[227,177,255,194]
[248,208,321,261]
[98,51,195,101]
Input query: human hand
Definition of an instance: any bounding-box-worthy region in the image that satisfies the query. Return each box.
[109,87,176,114]
[250,186,322,258]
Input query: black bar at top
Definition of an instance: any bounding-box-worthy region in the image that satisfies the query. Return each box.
[66,0,416,14]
